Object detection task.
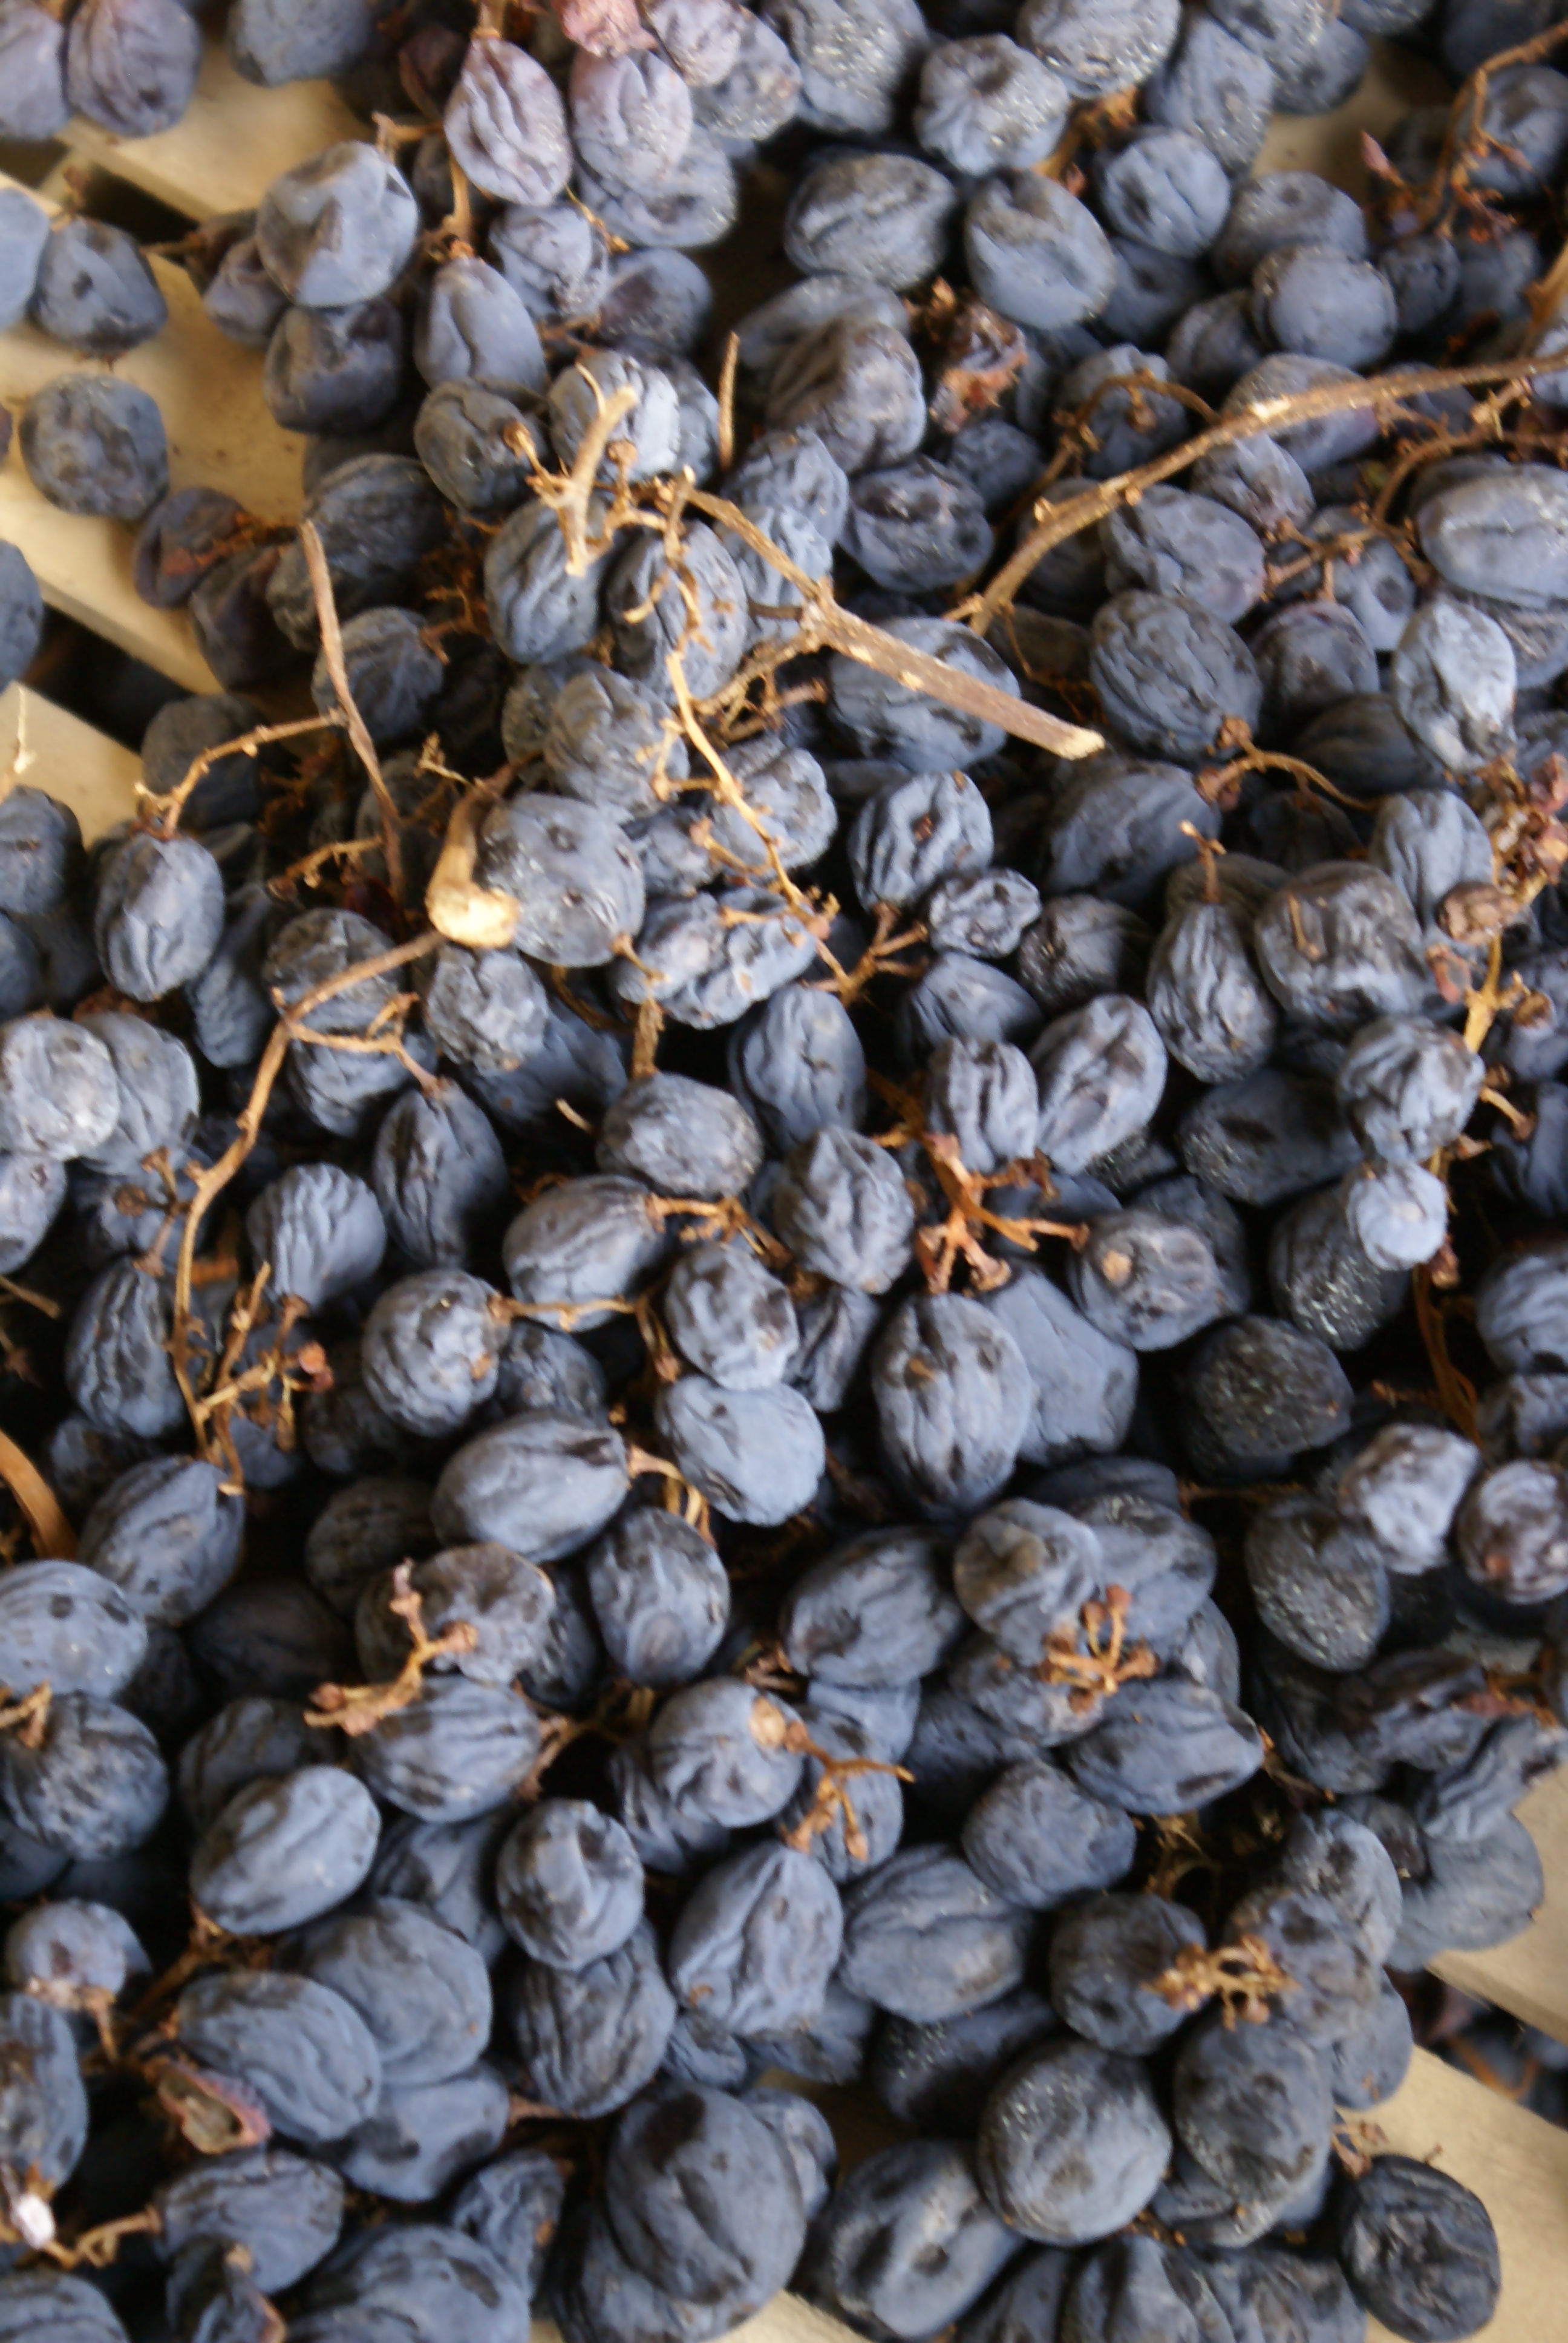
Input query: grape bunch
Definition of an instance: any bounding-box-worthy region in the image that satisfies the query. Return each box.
[7,0,1568,2339]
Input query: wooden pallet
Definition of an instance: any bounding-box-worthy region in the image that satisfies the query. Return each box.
[2,36,1568,2343]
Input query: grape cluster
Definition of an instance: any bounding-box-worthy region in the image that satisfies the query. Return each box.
[5,1,1568,2341]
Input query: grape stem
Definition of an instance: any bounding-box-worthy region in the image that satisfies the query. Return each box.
[964,346,1568,631]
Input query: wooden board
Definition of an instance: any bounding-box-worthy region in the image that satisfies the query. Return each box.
[0,681,140,841]
[728,2298,862,2343]
[64,30,364,222]
[0,172,305,692]
[1433,1766,1568,2045]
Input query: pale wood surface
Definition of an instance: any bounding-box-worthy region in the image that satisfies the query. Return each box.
[1433,1766,1568,2045]
[0,682,140,842]
[64,32,364,222]
[0,171,305,691]
[724,2296,861,2343]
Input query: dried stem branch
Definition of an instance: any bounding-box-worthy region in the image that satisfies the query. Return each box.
[141,713,344,839]
[269,832,384,901]
[169,934,441,1461]
[1040,367,1217,496]
[716,330,739,474]
[32,2208,163,2271]
[426,765,522,948]
[511,379,641,573]
[1145,1934,1297,2028]
[1037,1587,1158,1708]
[1198,739,1368,814]
[817,595,1103,757]
[780,1747,914,1864]
[0,1682,51,1747]
[501,404,1107,760]
[1399,15,1568,241]
[0,1428,74,1559]
[0,690,34,813]
[965,347,1568,632]
[305,1564,477,1734]
[677,484,1106,759]
[665,646,830,919]
[0,1275,56,1323]
[299,521,406,908]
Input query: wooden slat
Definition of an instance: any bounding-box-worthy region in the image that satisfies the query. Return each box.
[0,681,139,842]
[1361,2046,1568,2341]
[1432,1766,1568,2046]
[1255,37,1452,195]
[0,462,209,693]
[64,31,364,222]
[0,172,305,692]
[728,2298,864,2343]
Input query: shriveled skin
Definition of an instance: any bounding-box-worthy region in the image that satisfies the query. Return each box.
[0,1560,147,1698]
[963,1761,1137,1909]
[1033,994,1168,1172]
[1418,466,1568,609]
[1089,591,1261,761]
[1068,1204,1234,1349]
[1336,2157,1500,2341]
[667,1840,841,2030]
[783,1525,964,1682]
[821,2140,1019,2337]
[1067,1679,1264,1812]
[175,1970,384,2144]
[978,2037,1172,2242]
[0,1992,89,2187]
[1147,902,1278,1084]
[872,1294,1033,1516]
[497,1796,645,1969]
[1061,2235,1236,2343]
[506,1922,675,2117]
[189,1765,381,1933]
[1172,2014,1332,2198]
[1268,1182,1409,1349]
[775,1126,915,1293]
[785,153,958,291]
[655,1377,825,1525]
[838,1846,1034,2022]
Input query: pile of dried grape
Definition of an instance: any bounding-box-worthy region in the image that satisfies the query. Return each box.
[4,1,1568,2338]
